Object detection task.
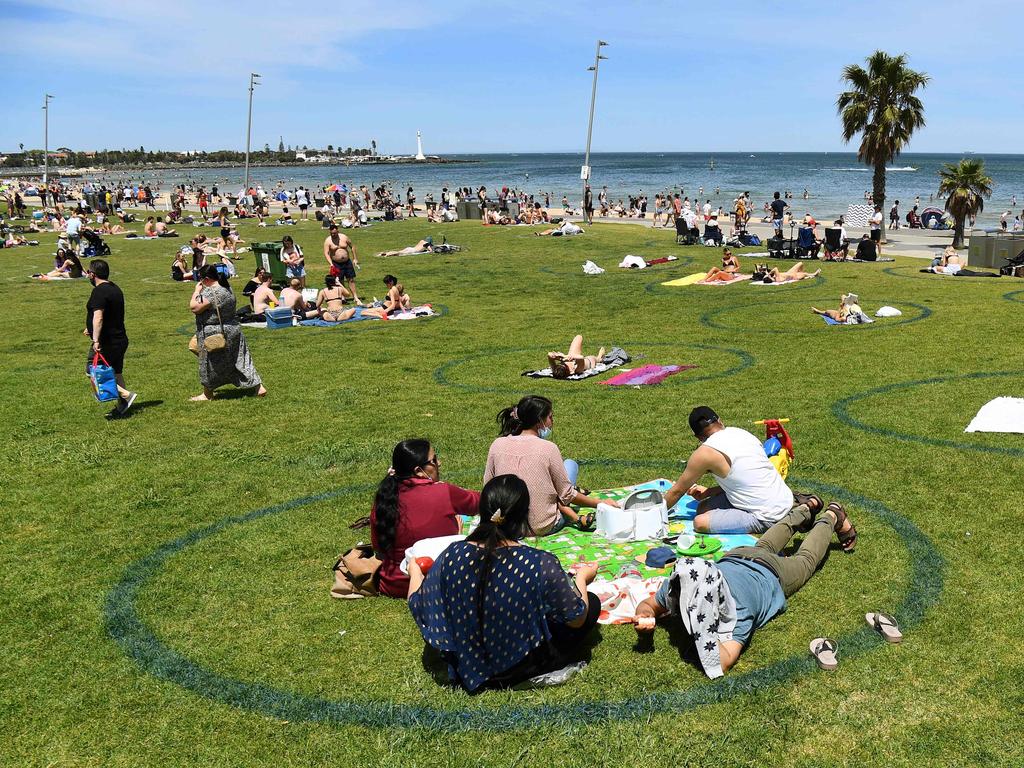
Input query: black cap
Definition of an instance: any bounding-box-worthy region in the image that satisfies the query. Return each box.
[688,406,720,436]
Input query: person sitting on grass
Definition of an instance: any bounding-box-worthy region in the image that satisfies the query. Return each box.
[408,474,602,692]
[382,274,412,314]
[547,335,605,379]
[752,262,821,284]
[535,220,583,237]
[171,249,193,282]
[99,221,126,235]
[701,248,742,282]
[143,216,157,237]
[484,395,618,535]
[371,439,481,599]
[925,246,963,274]
[279,278,317,319]
[154,216,177,237]
[853,233,878,262]
[663,406,805,535]
[34,249,84,280]
[633,498,857,677]
[810,293,871,324]
[316,275,354,321]
[377,237,434,258]
[250,271,278,320]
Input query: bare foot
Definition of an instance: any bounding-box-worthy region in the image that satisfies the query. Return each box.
[813,269,822,277]
[190,393,211,401]
[256,385,268,397]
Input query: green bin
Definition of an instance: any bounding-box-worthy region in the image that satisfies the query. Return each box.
[252,241,287,286]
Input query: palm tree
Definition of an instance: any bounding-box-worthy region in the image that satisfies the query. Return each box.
[837,51,929,242]
[938,158,992,249]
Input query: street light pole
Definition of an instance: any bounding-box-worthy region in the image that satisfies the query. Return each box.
[582,40,607,215]
[243,73,261,195]
[43,94,53,185]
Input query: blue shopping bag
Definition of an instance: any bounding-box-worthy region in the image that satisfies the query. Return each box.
[88,352,119,403]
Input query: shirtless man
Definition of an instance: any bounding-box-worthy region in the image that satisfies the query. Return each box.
[279,278,317,318]
[316,275,354,321]
[252,272,278,317]
[323,222,361,304]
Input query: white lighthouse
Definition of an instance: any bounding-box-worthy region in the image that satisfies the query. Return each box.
[415,131,426,161]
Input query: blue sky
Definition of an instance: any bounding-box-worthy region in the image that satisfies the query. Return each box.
[2,0,1021,155]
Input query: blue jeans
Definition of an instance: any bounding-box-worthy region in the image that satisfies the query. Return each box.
[699,492,773,534]
[546,459,580,535]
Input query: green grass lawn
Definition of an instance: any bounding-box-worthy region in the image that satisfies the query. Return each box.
[2,214,1022,767]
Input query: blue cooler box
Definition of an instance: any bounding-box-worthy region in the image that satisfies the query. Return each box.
[265,306,293,329]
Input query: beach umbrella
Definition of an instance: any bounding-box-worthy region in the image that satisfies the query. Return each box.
[326,184,339,192]
[921,207,949,229]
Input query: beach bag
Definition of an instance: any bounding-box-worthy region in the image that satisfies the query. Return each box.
[595,489,668,542]
[88,352,119,402]
[202,300,227,352]
[330,544,381,599]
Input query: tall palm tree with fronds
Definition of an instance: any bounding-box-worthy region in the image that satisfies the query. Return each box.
[837,51,929,242]
[938,158,992,249]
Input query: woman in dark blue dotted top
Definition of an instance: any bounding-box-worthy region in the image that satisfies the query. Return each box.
[408,474,601,692]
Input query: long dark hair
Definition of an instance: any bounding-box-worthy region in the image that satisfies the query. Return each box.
[496,395,552,436]
[372,439,432,554]
[466,474,533,646]
[198,264,229,289]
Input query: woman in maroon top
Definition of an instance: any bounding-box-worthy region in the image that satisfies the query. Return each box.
[371,439,480,598]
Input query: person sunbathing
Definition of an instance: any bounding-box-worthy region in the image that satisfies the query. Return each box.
[377,238,433,258]
[35,249,84,280]
[154,217,177,237]
[316,275,354,321]
[702,249,742,281]
[753,262,821,284]
[143,217,157,237]
[926,246,963,274]
[811,293,867,323]
[535,220,583,237]
[547,335,606,379]
[382,274,412,314]
[100,221,126,235]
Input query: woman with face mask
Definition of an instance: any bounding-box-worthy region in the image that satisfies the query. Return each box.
[484,395,618,535]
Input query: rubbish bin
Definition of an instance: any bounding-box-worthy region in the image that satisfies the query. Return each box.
[967,230,988,266]
[252,241,287,286]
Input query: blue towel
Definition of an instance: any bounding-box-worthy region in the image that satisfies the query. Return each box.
[300,311,377,327]
[821,315,841,325]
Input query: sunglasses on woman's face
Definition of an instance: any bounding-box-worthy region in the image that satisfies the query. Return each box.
[426,454,440,467]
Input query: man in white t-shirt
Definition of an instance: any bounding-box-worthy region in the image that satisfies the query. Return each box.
[664,406,801,534]
[869,204,883,257]
[65,213,83,252]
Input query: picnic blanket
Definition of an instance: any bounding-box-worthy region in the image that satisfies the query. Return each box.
[662,272,707,286]
[603,364,696,386]
[522,359,623,380]
[965,397,1024,433]
[696,273,752,286]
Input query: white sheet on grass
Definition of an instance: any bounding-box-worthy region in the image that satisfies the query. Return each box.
[965,397,1024,433]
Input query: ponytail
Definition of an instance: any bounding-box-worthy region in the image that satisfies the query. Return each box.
[372,439,432,554]
[496,395,552,437]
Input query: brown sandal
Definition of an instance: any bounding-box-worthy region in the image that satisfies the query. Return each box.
[826,502,857,553]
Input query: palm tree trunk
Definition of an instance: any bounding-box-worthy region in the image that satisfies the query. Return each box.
[873,163,887,243]
[952,217,965,250]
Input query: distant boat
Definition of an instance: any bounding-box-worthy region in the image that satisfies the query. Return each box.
[749,154,756,158]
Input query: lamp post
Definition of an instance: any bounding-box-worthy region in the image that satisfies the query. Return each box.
[582,40,607,215]
[42,93,53,185]
[243,73,261,195]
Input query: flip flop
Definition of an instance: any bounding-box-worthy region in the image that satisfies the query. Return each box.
[575,512,596,532]
[810,637,839,670]
[866,612,903,643]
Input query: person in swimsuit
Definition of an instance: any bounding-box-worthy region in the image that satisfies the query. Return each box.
[316,275,354,321]
[323,222,360,303]
[250,272,278,320]
[702,248,742,282]
[811,293,866,323]
[143,217,157,237]
[382,274,412,315]
[753,263,821,284]
[547,335,606,379]
[376,238,434,258]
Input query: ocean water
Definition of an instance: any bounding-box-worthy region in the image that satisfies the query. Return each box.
[98,152,1024,227]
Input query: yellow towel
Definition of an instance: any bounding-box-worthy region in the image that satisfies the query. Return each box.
[662,272,708,286]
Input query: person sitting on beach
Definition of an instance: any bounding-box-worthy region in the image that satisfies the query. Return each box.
[377,238,434,258]
[701,249,742,282]
[663,406,801,535]
[370,439,480,599]
[753,262,821,284]
[279,278,317,319]
[633,498,856,678]
[926,246,963,274]
[34,249,84,280]
[810,293,870,323]
[535,220,583,237]
[854,234,878,262]
[316,275,354,321]
[382,274,412,314]
[484,395,618,535]
[547,335,605,379]
[407,474,602,692]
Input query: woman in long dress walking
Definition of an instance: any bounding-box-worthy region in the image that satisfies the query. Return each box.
[189,265,267,401]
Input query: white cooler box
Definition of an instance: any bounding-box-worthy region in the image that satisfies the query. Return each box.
[595,489,668,542]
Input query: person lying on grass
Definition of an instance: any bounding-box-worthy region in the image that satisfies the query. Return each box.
[752,262,821,284]
[371,439,480,599]
[535,220,583,237]
[382,274,412,315]
[408,473,601,692]
[810,293,870,324]
[547,334,605,379]
[633,498,857,677]
[484,395,618,534]
[664,406,837,537]
[925,246,963,274]
[376,238,434,258]
[701,248,741,282]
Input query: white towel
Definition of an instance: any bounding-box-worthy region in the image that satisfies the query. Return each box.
[965,397,1024,433]
[875,306,903,317]
[618,255,647,269]
[582,260,605,275]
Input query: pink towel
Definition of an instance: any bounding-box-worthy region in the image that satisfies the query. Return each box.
[603,364,696,386]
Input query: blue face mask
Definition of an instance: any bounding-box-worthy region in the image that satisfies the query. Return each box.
[538,426,553,440]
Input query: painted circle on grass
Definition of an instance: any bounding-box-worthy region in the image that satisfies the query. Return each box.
[645,271,825,296]
[1004,290,1024,304]
[833,370,1024,457]
[432,342,755,395]
[699,297,932,334]
[103,461,943,732]
[539,255,694,277]
[174,304,449,337]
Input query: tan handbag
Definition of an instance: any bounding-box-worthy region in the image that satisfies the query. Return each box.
[330,544,381,599]
[202,296,227,352]
[188,334,199,356]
